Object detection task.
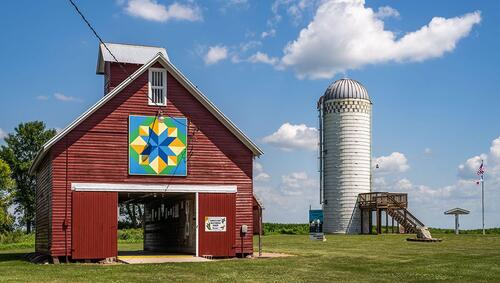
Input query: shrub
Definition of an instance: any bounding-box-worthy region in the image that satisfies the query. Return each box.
[118,228,143,242]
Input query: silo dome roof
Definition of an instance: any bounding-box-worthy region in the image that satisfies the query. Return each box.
[322,78,370,102]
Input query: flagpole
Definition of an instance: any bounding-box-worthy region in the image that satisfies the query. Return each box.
[482,172,485,235]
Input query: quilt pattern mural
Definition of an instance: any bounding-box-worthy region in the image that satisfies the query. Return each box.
[129,115,187,176]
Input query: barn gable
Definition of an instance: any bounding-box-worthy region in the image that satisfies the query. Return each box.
[30,52,262,174]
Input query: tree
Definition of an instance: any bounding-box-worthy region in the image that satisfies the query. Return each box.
[0,158,15,233]
[119,203,144,228]
[0,122,56,233]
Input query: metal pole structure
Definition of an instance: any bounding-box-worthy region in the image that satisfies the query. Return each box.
[482,173,485,235]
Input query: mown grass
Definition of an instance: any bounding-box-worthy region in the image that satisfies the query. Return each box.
[0,233,499,282]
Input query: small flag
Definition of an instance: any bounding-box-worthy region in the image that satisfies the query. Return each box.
[477,161,485,176]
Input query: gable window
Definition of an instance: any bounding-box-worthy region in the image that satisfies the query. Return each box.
[148,68,167,106]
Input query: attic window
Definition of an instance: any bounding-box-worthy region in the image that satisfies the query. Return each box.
[148,68,167,106]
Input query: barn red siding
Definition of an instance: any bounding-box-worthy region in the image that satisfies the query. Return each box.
[35,155,52,254]
[106,62,142,94]
[49,62,254,257]
[72,192,117,259]
[198,193,236,257]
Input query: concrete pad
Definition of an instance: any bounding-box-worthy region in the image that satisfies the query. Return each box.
[118,255,211,264]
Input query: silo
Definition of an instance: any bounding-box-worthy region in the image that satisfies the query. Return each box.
[318,78,372,234]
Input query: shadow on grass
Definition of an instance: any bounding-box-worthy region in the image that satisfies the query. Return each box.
[0,252,26,262]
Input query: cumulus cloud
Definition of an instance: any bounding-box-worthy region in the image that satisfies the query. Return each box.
[490,137,500,160]
[262,123,318,151]
[280,0,481,79]
[54,93,82,102]
[255,171,319,222]
[247,52,279,65]
[261,29,276,39]
[124,0,202,22]
[395,178,412,191]
[375,6,400,19]
[458,154,487,179]
[204,45,228,65]
[254,161,271,182]
[373,137,500,229]
[373,152,410,174]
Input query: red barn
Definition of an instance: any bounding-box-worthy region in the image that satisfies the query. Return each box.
[30,43,263,261]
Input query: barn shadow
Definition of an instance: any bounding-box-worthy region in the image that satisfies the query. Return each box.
[0,252,26,262]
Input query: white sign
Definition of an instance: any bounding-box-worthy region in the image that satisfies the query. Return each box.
[205,216,226,232]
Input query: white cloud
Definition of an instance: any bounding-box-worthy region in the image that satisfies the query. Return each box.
[247,52,279,65]
[280,0,481,79]
[271,0,319,25]
[36,95,49,101]
[375,6,400,19]
[261,29,276,38]
[263,123,318,151]
[239,40,262,52]
[424,147,432,155]
[0,128,7,140]
[458,154,487,179]
[255,171,319,222]
[373,152,410,174]
[125,0,202,22]
[395,178,412,191]
[219,0,249,11]
[54,93,82,102]
[490,137,500,160]
[254,161,271,182]
[373,137,500,229]
[204,45,228,65]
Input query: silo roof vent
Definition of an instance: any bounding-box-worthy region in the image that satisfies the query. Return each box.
[322,78,370,102]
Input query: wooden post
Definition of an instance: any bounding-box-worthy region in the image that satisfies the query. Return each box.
[391,216,395,234]
[385,210,388,234]
[369,210,373,234]
[258,207,262,256]
[376,209,381,234]
[360,208,364,234]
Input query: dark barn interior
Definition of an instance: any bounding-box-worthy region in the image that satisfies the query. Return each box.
[118,192,196,254]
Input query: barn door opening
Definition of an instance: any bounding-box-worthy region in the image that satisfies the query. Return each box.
[118,192,196,256]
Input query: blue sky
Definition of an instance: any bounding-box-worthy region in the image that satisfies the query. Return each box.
[1,0,499,229]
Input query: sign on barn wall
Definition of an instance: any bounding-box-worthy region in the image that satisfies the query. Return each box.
[205,216,226,232]
[129,115,187,176]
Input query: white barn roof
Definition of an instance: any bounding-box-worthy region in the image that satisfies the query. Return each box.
[96,43,169,74]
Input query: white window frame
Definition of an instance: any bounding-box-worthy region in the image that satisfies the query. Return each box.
[148,68,167,106]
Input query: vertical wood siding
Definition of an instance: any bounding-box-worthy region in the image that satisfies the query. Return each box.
[49,62,254,257]
[198,193,236,257]
[72,192,117,259]
[35,155,52,254]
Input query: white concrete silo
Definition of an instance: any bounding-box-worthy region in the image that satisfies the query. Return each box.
[318,78,372,234]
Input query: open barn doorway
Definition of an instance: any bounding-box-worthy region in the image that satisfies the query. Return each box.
[117,192,197,262]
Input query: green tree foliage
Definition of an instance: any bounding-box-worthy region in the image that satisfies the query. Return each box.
[0,158,15,233]
[0,122,56,233]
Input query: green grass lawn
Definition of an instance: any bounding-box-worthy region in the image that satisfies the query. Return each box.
[0,234,499,282]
